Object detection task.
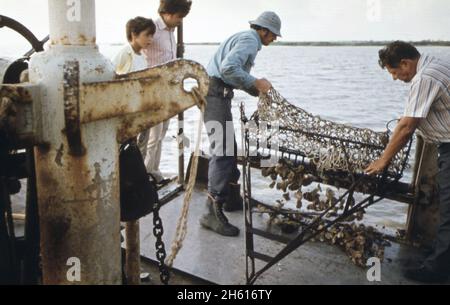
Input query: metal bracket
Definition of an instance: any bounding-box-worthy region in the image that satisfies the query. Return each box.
[79,59,209,143]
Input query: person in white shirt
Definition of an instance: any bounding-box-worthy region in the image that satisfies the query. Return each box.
[113,17,156,75]
[113,17,156,283]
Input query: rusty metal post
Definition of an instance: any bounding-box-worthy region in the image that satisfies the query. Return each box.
[2,0,209,285]
[177,22,185,185]
[406,135,440,246]
[29,0,121,284]
[125,220,140,285]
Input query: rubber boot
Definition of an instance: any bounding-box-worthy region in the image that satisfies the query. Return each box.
[200,196,239,237]
[224,183,244,212]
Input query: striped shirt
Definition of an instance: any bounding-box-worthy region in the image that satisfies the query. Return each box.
[404,54,450,143]
[142,18,177,67]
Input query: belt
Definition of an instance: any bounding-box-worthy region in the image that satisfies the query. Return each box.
[208,77,234,99]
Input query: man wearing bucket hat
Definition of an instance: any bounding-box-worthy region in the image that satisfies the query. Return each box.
[200,12,282,237]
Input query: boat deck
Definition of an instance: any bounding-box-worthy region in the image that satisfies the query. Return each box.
[10,180,449,285]
[139,183,447,285]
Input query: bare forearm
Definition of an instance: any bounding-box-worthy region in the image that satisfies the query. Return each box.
[365,117,420,175]
[380,121,416,163]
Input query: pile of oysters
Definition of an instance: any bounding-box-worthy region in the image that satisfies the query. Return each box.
[259,159,391,267]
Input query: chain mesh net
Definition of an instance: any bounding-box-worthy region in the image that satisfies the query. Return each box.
[245,89,411,180]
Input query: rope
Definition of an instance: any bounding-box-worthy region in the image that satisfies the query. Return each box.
[166,87,207,267]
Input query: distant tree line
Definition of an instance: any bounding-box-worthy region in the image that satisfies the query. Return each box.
[271,40,450,46]
[185,40,450,47]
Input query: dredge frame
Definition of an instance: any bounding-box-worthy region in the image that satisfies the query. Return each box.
[240,99,413,285]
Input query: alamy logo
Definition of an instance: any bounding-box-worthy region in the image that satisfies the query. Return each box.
[366,257,381,282]
[367,0,381,22]
[66,0,81,22]
[66,257,81,282]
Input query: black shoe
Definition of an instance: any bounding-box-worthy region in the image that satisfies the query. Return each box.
[404,265,448,283]
[200,197,239,237]
[223,183,244,212]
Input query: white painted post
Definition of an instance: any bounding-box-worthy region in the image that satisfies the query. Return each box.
[29,0,121,284]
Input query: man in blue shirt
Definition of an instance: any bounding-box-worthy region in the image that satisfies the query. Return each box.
[200,12,282,237]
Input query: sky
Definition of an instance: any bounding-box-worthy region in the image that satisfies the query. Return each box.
[1,0,450,52]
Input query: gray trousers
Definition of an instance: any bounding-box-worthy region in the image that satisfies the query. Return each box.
[203,84,240,203]
[425,143,450,272]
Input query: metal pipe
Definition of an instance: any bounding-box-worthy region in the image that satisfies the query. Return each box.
[177,22,185,185]
[406,136,440,244]
[406,136,426,240]
[48,0,96,46]
[12,213,26,220]
[125,220,140,285]
[30,0,121,284]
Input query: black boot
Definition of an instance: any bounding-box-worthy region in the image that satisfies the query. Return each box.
[223,183,244,212]
[200,196,239,237]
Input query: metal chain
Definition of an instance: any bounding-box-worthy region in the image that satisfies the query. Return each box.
[152,201,170,285]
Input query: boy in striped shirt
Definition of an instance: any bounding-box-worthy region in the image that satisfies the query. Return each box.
[138,0,192,185]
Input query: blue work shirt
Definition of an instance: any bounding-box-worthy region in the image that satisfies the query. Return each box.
[207,29,262,91]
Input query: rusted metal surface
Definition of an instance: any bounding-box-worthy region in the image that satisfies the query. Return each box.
[81,59,208,123]
[0,94,16,143]
[15,0,210,285]
[63,61,85,156]
[79,59,209,142]
[48,0,96,46]
[29,0,121,285]
[0,84,41,148]
[35,148,121,284]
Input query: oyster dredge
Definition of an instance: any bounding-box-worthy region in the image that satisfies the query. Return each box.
[1,0,449,285]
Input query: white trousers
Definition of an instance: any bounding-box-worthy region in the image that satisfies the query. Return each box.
[137,120,170,182]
